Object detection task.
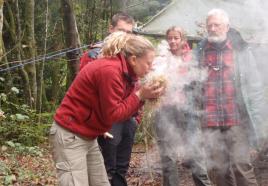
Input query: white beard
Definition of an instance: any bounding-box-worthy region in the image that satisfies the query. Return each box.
[207,35,226,43]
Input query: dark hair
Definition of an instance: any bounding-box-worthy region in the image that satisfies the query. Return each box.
[111,12,135,27]
[227,28,248,50]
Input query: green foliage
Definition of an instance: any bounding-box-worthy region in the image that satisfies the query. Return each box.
[0,87,53,146]
[0,161,13,185]
[0,121,51,146]
[4,141,44,156]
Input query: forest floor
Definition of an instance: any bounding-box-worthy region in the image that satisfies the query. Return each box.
[1,141,268,186]
[126,143,195,186]
[0,142,195,186]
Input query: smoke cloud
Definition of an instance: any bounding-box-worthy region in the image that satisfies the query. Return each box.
[139,0,268,177]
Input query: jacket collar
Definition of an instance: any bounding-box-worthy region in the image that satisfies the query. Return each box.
[117,53,138,84]
[205,39,233,50]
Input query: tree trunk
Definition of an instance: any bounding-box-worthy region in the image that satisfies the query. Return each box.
[61,0,81,88]
[50,59,65,105]
[0,0,3,59]
[0,0,12,90]
[0,1,11,91]
[89,0,96,43]
[36,0,49,114]
[22,0,37,109]
[0,45,13,91]
[14,0,32,106]
[3,0,31,105]
[50,23,66,106]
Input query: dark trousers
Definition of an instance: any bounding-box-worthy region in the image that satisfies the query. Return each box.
[154,106,211,186]
[98,118,137,186]
[203,125,258,186]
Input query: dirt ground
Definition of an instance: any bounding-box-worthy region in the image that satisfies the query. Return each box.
[127,143,195,186]
[1,142,268,185]
[0,142,196,185]
[127,143,268,186]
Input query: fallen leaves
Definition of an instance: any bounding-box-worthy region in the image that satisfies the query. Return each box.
[0,144,57,185]
[0,142,198,186]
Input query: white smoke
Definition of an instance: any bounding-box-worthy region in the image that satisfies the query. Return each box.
[145,40,207,109]
[140,40,208,166]
[138,0,268,180]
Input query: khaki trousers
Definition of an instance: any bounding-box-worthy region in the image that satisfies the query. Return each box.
[49,122,110,186]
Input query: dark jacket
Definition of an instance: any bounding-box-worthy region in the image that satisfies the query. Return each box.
[79,42,103,70]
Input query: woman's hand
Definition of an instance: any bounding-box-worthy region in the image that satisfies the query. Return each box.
[135,81,166,101]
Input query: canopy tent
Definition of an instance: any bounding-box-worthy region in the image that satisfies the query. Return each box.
[141,0,268,43]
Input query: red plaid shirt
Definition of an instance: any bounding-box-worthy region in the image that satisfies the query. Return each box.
[201,40,240,127]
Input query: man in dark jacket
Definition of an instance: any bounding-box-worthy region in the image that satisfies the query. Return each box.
[195,8,266,186]
[80,12,134,70]
[80,13,139,186]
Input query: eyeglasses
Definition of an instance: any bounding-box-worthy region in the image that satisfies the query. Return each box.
[207,23,224,29]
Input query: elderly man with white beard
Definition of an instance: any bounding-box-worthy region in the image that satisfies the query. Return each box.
[195,8,266,186]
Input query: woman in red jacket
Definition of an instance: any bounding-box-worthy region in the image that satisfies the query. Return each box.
[49,32,165,186]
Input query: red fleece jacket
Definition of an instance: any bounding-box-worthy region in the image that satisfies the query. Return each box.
[54,54,142,138]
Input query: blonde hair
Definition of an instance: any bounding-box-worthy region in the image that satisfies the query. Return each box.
[166,26,188,54]
[101,31,154,58]
[166,26,187,42]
